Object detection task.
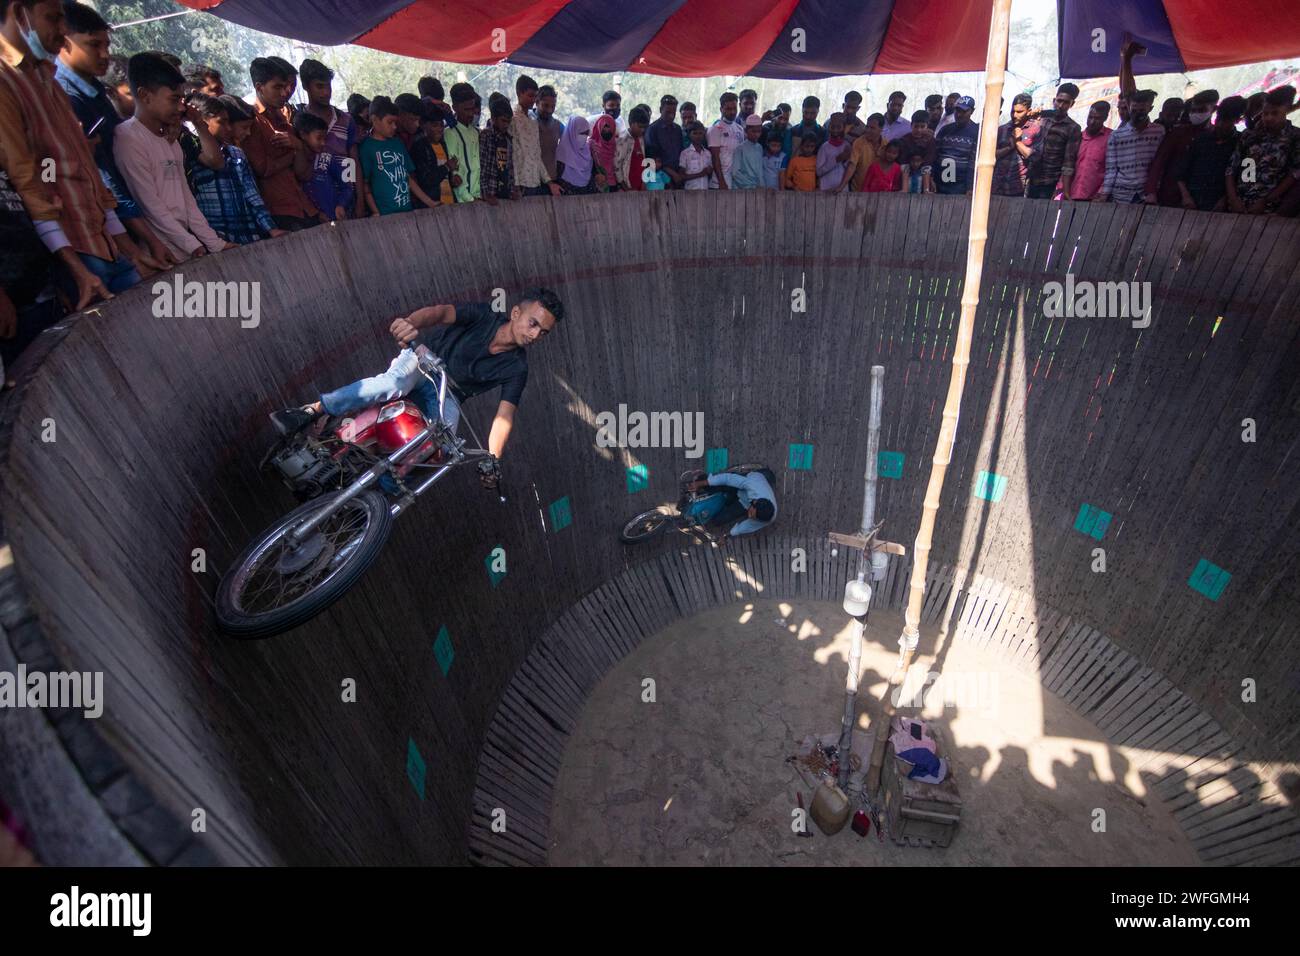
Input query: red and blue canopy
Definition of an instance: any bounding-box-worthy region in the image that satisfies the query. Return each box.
[177,0,1300,79]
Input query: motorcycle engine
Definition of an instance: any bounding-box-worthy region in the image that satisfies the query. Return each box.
[269,443,341,500]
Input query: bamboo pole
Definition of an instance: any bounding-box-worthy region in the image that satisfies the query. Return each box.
[865,0,1013,794]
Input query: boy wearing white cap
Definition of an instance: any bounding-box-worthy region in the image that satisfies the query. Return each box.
[730,114,765,189]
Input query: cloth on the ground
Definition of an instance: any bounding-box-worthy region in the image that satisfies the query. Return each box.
[890,716,947,782]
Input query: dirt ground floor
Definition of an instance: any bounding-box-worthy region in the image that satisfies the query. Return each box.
[549,598,1199,866]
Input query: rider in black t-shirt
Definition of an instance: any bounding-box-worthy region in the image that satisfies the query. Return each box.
[272,288,563,485]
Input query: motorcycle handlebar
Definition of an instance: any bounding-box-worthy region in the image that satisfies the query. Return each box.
[412,343,442,372]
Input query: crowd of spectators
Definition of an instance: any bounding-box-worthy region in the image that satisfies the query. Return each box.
[3,2,1299,387]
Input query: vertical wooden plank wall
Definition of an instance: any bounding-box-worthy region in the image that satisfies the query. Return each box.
[0,193,1295,866]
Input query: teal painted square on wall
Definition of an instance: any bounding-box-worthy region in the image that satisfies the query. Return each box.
[973,470,1007,503]
[878,451,905,479]
[1074,503,1112,541]
[1188,559,1231,601]
[788,443,814,471]
[705,448,728,473]
[548,495,572,531]
[406,737,426,800]
[626,464,649,493]
[484,547,507,587]
[433,624,454,676]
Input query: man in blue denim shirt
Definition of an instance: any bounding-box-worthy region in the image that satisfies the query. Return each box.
[689,468,778,541]
[56,2,173,269]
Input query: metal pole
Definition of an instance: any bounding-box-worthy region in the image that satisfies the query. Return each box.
[838,365,885,788]
[858,366,885,578]
[111,11,194,29]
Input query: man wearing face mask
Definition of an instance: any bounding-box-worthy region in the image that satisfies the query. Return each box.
[1096,89,1164,204]
[1173,95,1245,211]
[0,0,157,308]
[590,89,626,137]
[1144,89,1218,207]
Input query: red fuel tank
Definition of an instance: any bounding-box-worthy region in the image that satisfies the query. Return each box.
[374,401,427,453]
[374,402,440,471]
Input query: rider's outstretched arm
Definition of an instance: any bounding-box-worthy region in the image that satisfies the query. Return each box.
[704,472,745,489]
[488,401,516,458]
[407,303,457,330]
[391,304,458,344]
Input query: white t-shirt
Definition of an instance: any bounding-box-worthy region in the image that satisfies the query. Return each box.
[706,119,744,188]
[679,144,712,190]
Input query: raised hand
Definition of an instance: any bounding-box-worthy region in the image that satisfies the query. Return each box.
[390,315,420,345]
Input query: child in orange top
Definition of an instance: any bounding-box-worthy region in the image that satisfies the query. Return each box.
[783,134,819,191]
[861,140,903,192]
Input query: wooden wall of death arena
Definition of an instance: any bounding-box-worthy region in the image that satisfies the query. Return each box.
[1,192,1297,866]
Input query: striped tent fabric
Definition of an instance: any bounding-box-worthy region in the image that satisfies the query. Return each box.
[176,0,1300,79]
[174,0,989,77]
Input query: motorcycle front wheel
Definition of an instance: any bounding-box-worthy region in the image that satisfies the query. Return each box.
[216,489,393,639]
[620,509,671,544]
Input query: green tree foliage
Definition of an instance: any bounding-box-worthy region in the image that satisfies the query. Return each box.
[102,1,247,92]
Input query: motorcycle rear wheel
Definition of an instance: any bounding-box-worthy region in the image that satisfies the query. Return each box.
[620,509,671,544]
[216,489,393,639]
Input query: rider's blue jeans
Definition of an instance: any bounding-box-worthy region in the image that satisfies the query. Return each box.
[319,348,461,435]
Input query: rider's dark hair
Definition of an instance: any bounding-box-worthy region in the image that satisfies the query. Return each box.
[518,288,564,323]
[752,499,775,522]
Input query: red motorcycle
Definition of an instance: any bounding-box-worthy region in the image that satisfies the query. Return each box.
[216,346,501,639]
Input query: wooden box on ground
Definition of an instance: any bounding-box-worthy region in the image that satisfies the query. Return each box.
[880,726,963,848]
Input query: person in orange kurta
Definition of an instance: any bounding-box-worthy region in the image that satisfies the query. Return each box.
[783,134,819,191]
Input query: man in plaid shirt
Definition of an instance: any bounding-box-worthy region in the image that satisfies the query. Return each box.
[1025,82,1082,199]
[191,94,284,245]
[1097,89,1165,204]
[479,96,515,204]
